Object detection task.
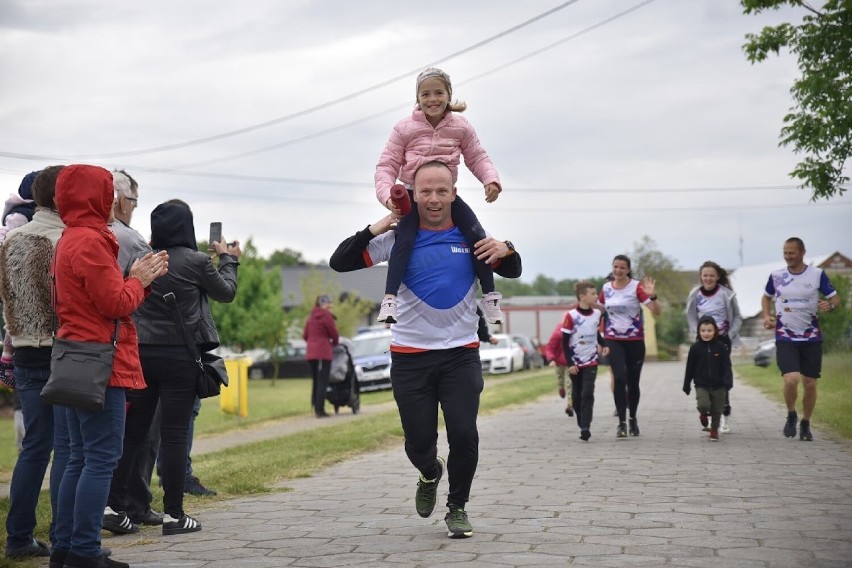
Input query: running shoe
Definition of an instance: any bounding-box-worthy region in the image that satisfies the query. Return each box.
[699,412,709,431]
[444,506,473,538]
[415,456,445,518]
[580,429,591,441]
[784,411,798,438]
[616,422,627,438]
[709,429,719,441]
[162,514,202,535]
[102,507,139,535]
[629,418,640,437]
[480,292,504,324]
[719,415,732,434]
[799,419,813,441]
[376,295,397,324]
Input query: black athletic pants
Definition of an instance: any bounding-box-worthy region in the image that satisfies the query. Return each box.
[605,339,645,423]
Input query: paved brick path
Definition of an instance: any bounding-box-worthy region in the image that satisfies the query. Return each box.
[34,362,852,567]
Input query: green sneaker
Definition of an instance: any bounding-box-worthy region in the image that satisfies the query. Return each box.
[415,456,444,518]
[444,506,473,538]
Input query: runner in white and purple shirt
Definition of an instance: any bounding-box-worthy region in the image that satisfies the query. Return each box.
[760,237,839,442]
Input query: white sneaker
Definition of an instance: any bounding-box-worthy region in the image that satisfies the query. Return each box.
[377,295,397,324]
[480,291,504,324]
[720,415,732,434]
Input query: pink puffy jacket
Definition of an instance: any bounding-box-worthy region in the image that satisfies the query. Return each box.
[374,108,501,206]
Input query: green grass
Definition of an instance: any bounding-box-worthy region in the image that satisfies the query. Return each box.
[735,351,852,439]
[0,370,553,564]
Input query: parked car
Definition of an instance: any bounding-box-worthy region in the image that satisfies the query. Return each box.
[479,334,525,374]
[754,340,776,367]
[247,340,310,379]
[350,328,393,392]
[512,334,544,370]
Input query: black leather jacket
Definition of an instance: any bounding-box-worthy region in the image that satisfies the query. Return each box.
[132,202,238,352]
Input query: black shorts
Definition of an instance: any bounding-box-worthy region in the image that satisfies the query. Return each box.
[776,341,822,378]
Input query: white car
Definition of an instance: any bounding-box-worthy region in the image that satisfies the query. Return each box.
[479,334,525,374]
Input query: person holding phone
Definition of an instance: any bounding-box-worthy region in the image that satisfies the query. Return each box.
[107,200,240,537]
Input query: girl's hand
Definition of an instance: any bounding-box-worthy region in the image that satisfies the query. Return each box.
[385,198,402,216]
[568,365,579,375]
[642,276,656,297]
[484,183,501,203]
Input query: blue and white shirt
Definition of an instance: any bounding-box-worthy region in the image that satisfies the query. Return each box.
[764,266,836,342]
[366,226,479,350]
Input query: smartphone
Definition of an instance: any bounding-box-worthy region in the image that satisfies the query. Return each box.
[209,222,222,251]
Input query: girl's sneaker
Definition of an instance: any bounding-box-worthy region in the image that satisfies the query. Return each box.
[377,295,398,323]
[480,292,504,324]
[162,514,202,535]
[616,422,628,438]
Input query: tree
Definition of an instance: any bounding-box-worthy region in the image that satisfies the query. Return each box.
[628,236,689,305]
[267,248,305,268]
[209,239,286,354]
[294,270,374,338]
[742,0,851,200]
[821,274,851,352]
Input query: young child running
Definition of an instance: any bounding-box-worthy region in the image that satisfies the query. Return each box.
[375,67,504,324]
[685,261,742,433]
[683,315,733,441]
[561,281,608,441]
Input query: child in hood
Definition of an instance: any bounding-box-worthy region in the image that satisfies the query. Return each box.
[683,315,733,441]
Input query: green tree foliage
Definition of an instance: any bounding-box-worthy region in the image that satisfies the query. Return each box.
[295,270,374,338]
[742,0,851,200]
[209,239,286,353]
[821,274,851,352]
[267,248,305,268]
[656,309,689,352]
[628,235,690,305]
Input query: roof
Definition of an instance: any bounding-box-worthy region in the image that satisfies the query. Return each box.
[279,265,388,308]
[730,253,831,318]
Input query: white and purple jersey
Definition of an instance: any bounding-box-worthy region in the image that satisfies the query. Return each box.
[696,287,730,336]
[600,279,652,340]
[764,266,836,342]
[366,226,479,350]
[561,307,602,367]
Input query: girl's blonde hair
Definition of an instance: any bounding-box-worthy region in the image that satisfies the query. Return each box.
[415,67,467,113]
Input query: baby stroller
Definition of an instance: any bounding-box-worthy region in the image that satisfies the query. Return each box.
[326,337,360,414]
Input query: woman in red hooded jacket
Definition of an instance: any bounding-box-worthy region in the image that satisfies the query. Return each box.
[50,165,167,568]
[303,295,339,417]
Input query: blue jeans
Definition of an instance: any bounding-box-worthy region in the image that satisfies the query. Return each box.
[5,365,65,549]
[6,366,68,549]
[54,387,125,557]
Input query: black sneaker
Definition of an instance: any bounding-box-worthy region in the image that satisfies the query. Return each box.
[184,476,217,496]
[444,505,473,538]
[415,456,445,518]
[784,411,798,438]
[628,418,640,437]
[799,419,813,441]
[62,551,128,568]
[162,513,202,535]
[616,422,627,438]
[48,548,66,568]
[580,429,591,441]
[5,538,50,559]
[130,509,164,526]
[102,507,139,535]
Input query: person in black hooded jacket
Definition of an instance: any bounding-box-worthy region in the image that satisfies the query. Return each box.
[106,200,240,537]
[683,315,733,441]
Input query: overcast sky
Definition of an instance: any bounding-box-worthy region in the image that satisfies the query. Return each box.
[1,0,849,284]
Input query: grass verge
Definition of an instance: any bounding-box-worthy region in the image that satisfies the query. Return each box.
[735,351,852,439]
[0,369,553,565]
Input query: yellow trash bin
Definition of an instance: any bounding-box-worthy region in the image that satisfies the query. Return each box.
[220,357,250,417]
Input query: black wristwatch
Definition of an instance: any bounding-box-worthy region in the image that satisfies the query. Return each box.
[648,294,658,302]
[503,240,516,256]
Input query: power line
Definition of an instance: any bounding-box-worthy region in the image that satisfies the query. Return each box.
[173,0,657,170]
[30,1,583,160]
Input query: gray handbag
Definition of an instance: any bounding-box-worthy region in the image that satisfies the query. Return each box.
[42,322,118,411]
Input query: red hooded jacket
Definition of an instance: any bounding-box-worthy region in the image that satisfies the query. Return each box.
[544,322,568,367]
[53,165,149,389]
[302,306,339,361]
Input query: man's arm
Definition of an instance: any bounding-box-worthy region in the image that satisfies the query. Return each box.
[473,237,522,278]
[761,294,775,329]
[329,214,397,273]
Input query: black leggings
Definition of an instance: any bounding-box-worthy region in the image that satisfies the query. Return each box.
[309,359,330,414]
[109,354,197,518]
[606,340,645,423]
[391,347,483,507]
[385,193,493,295]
